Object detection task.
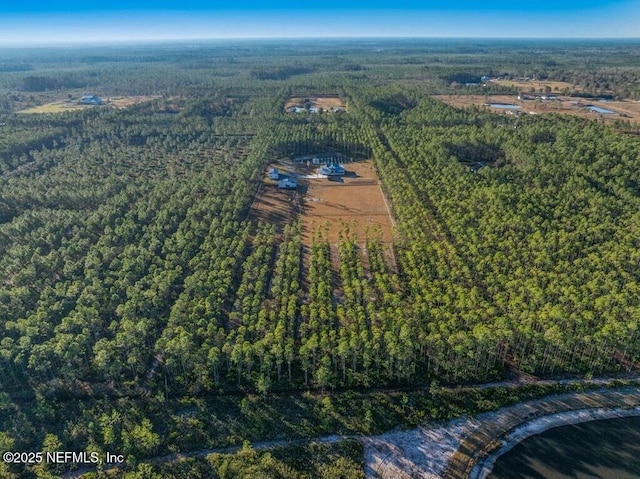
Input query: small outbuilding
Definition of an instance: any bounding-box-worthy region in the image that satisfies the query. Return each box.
[278,178,297,189]
[80,94,102,105]
[269,168,279,180]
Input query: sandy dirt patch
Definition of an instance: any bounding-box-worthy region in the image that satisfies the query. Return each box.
[249,183,300,229]
[434,94,640,124]
[285,95,346,111]
[107,95,161,108]
[364,386,640,479]
[249,159,396,283]
[364,418,481,479]
[300,161,393,246]
[248,160,301,230]
[488,79,583,93]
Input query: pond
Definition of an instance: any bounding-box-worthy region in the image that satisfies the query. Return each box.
[587,105,615,114]
[487,103,521,109]
[487,416,640,479]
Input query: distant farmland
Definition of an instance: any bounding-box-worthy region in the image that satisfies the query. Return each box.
[488,78,583,93]
[18,95,160,114]
[435,94,640,124]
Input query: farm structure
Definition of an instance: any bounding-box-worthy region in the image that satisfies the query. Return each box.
[285,95,346,114]
[278,178,297,189]
[287,106,323,114]
[18,95,161,114]
[294,153,348,165]
[319,163,346,176]
[435,94,640,124]
[269,168,280,180]
[250,160,394,246]
[80,94,103,105]
[518,94,559,101]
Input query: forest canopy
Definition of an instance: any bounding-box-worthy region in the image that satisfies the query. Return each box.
[1,38,640,478]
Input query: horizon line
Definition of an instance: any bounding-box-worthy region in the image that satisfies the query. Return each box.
[2,35,640,48]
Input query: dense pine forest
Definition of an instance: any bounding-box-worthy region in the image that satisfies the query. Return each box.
[1,39,640,478]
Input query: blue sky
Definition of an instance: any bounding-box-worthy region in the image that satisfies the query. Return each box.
[0,0,638,44]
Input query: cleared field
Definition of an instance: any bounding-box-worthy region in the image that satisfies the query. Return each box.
[108,95,161,107]
[249,161,300,229]
[249,183,300,228]
[606,100,640,120]
[250,159,396,285]
[18,102,90,114]
[18,95,160,114]
[250,160,393,245]
[301,161,393,246]
[435,94,640,124]
[285,95,345,111]
[489,79,583,92]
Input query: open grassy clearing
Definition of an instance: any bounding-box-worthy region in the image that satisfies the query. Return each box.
[17,101,90,114]
[435,94,640,124]
[606,99,640,119]
[107,95,162,107]
[17,95,161,113]
[488,79,583,92]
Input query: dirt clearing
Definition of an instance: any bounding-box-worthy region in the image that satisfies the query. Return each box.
[285,95,346,112]
[249,158,396,283]
[107,95,161,108]
[249,183,300,228]
[488,79,583,93]
[18,95,160,114]
[300,161,393,246]
[435,94,640,124]
[249,159,394,246]
[364,386,640,479]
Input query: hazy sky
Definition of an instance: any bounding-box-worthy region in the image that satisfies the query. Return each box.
[0,0,638,44]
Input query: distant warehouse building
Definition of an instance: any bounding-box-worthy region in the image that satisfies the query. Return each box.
[278,178,297,189]
[80,94,103,105]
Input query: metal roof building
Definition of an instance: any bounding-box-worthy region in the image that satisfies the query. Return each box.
[278,178,297,189]
[319,163,345,176]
